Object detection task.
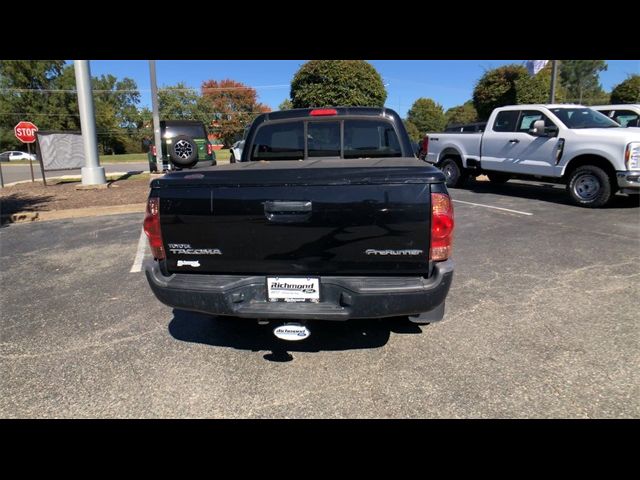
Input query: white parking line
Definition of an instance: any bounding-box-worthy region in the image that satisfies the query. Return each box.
[130,228,147,273]
[452,199,533,216]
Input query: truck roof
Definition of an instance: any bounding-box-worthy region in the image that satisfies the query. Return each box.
[590,104,640,109]
[257,106,397,121]
[495,104,588,111]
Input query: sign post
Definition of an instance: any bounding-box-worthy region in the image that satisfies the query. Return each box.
[14,121,38,183]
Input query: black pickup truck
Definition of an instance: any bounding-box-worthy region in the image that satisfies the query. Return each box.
[144,107,454,339]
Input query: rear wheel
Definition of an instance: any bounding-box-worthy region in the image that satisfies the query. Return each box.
[567,165,613,208]
[440,158,467,188]
[487,172,510,184]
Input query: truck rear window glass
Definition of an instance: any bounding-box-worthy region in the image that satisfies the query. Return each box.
[492,111,519,132]
[343,120,401,159]
[308,121,340,157]
[250,121,305,161]
[163,124,207,139]
[610,111,639,128]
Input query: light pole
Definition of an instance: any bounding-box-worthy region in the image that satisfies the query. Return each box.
[74,60,106,186]
[549,60,558,104]
[149,61,164,172]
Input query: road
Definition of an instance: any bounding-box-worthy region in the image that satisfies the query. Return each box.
[1,159,230,184]
[1,180,638,418]
[0,162,150,184]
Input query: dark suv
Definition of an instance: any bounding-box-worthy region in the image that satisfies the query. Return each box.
[148,120,217,172]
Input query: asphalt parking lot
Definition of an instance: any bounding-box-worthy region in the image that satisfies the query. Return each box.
[1,180,638,418]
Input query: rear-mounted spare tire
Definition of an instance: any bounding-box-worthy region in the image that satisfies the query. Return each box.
[169,135,199,168]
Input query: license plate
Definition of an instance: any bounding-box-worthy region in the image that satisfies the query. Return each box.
[267,277,320,303]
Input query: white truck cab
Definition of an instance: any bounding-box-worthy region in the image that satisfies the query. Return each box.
[422,104,640,207]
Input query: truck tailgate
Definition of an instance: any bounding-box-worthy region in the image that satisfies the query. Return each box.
[153,159,444,276]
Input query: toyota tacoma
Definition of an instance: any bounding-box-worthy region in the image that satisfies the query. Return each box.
[144,107,455,335]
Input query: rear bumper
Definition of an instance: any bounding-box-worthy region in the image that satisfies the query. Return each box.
[616,171,640,193]
[145,260,454,321]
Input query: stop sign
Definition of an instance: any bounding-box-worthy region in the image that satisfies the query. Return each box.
[14,121,39,144]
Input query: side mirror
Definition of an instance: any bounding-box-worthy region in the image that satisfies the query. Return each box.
[529,119,546,136]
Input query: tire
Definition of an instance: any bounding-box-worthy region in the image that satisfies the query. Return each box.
[487,172,510,184]
[168,135,198,168]
[440,157,467,188]
[567,165,613,208]
[230,152,236,164]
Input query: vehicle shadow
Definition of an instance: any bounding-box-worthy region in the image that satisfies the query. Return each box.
[108,170,144,184]
[0,192,55,226]
[460,179,640,209]
[168,309,424,361]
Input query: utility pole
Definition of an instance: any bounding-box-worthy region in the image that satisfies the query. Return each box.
[549,60,558,104]
[74,60,106,186]
[149,61,165,172]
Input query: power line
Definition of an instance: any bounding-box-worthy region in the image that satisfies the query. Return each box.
[0,84,289,94]
[0,111,271,116]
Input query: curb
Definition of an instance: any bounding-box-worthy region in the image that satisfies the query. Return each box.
[2,203,146,224]
[2,171,149,188]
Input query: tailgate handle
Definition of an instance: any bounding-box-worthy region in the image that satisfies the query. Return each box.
[265,201,312,213]
[264,201,312,223]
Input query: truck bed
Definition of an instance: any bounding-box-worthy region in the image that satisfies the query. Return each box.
[425,132,482,165]
[151,159,445,277]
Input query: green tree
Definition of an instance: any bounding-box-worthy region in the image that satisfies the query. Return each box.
[610,75,640,104]
[445,101,478,126]
[158,82,214,124]
[290,60,387,108]
[407,98,446,133]
[559,60,608,104]
[473,64,548,120]
[403,120,421,142]
[279,98,293,110]
[0,60,67,150]
[57,66,143,154]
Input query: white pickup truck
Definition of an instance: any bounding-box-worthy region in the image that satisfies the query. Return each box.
[421,104,640,207]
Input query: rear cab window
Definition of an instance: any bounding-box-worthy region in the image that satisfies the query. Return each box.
[249,117,403,161]
[250,121,305,160]
[162,123,207,139]
[611,110,639,127]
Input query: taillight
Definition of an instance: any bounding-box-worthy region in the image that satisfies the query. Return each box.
[421,135,429,154]
[430,193,454,261]
[207,143,213,155]
[151,145,157,156]
[310,108,337,116]
[143,197,165,260]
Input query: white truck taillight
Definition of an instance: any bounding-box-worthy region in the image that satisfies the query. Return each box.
[626,142,640,170]
[430,193,454,261]
[143,197,165,260]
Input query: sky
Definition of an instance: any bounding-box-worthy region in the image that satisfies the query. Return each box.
[86,60,639,118]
